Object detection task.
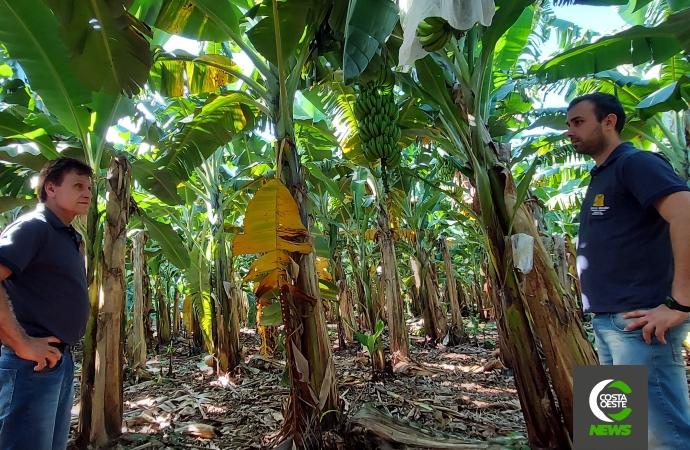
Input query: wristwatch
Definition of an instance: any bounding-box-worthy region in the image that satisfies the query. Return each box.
[664,296,690,313]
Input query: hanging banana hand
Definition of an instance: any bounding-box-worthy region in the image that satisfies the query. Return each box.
[436,157,455,182]
[416,16,454,53]
[355,69,402,171]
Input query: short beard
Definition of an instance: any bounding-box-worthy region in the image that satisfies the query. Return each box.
[574,128,608,157]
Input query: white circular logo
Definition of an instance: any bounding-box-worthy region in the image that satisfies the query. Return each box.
[589,379,615,422]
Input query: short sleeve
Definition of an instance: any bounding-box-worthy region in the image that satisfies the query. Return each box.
[0,218,46,277]
[619,151,690,209]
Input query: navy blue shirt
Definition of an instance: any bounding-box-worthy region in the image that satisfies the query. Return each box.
[0,204,90,345]
[577,142,690,313]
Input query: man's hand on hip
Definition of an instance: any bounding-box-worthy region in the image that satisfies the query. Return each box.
[14,335,62,371]
[623,306,690,344]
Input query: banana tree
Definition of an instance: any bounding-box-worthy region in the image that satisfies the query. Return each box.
[394,1,603,446]
[0,1,157,445]
[151,2,346,442]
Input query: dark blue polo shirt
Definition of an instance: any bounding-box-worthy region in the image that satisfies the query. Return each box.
[0,204,89,345]
[577,142,690,313]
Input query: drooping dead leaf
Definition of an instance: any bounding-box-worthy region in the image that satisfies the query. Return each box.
[318,356,334,410]
[291,342,309,382]
[315,257,333,282]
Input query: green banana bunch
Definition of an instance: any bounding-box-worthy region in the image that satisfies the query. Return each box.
[436,158,455,181]
[416,16,453,53]
[356,77,401,168]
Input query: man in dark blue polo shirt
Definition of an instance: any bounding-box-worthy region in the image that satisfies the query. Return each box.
[0,157,92,450]
[568,93,690,450]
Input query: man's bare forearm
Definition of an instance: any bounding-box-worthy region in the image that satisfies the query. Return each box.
[670,217,690,306]
[0,287,28,350]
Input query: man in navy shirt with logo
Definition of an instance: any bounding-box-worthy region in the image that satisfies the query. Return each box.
[568,92,690,450]
[0,157,92,449]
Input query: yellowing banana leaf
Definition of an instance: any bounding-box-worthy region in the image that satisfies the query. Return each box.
[233,179,316,306]
[153,53,240,97]
[185,248,214,352]
[182,294,195,339]
[155,0,240,42]
[244,250,294,283]
[315,257,332,282]
[255,270,280,300]
[365,229,377,241]
[233,179,312,256]
[394,229,417,243]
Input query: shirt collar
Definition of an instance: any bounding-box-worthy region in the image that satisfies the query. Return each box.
[590,142,635,175]
[36,204,83,246]
[36,203,68,229]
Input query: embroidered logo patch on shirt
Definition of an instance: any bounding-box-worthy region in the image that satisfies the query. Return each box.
[591,193,610,216]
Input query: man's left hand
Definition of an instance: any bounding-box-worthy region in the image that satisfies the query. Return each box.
[623,305,690,344]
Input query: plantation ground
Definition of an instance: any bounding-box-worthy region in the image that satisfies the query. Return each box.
[66,321,532,450]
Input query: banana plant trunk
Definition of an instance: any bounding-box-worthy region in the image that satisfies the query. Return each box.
[348,247,369,332]
[76,183,102,449]
[279,131,339,444]
[156,277,171,344]
[376,204,409,364]
[173,289,181,336]
[424,258,448,341]
[504,168,598,436]
[84,155,131,447]
[131,230,147,368]
[143,267,154,346]
[214,238,240,372]
[489,269,571,449]
[440,237,466,343]
[411,249,446,343]
[334,253,354,346]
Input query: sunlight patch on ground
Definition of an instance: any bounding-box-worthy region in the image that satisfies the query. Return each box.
[459,382,516,395]
[441,352,473,361]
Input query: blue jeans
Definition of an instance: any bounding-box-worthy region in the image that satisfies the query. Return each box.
[593,311,690,450]
[0,346,74,450]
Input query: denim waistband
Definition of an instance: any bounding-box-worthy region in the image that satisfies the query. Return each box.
[1,342,72,354]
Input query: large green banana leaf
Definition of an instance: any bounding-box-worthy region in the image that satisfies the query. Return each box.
[163,92,267,179]
[88,93,135,167]
[43,0,152,96]
[295,120,336,161]
[0,0,91,140]
[139,210,191,270]
[342,0,399,84]
[0,109,59,159]
[246,0,312,68]
[493,6,534,72]
[131,160,184,206]
[636,74,690,120]
[0,196,36,214]
[534,9,690,83]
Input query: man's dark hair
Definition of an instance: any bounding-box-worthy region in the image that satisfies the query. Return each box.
[568,92,626,133]
[37,157,93,203]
